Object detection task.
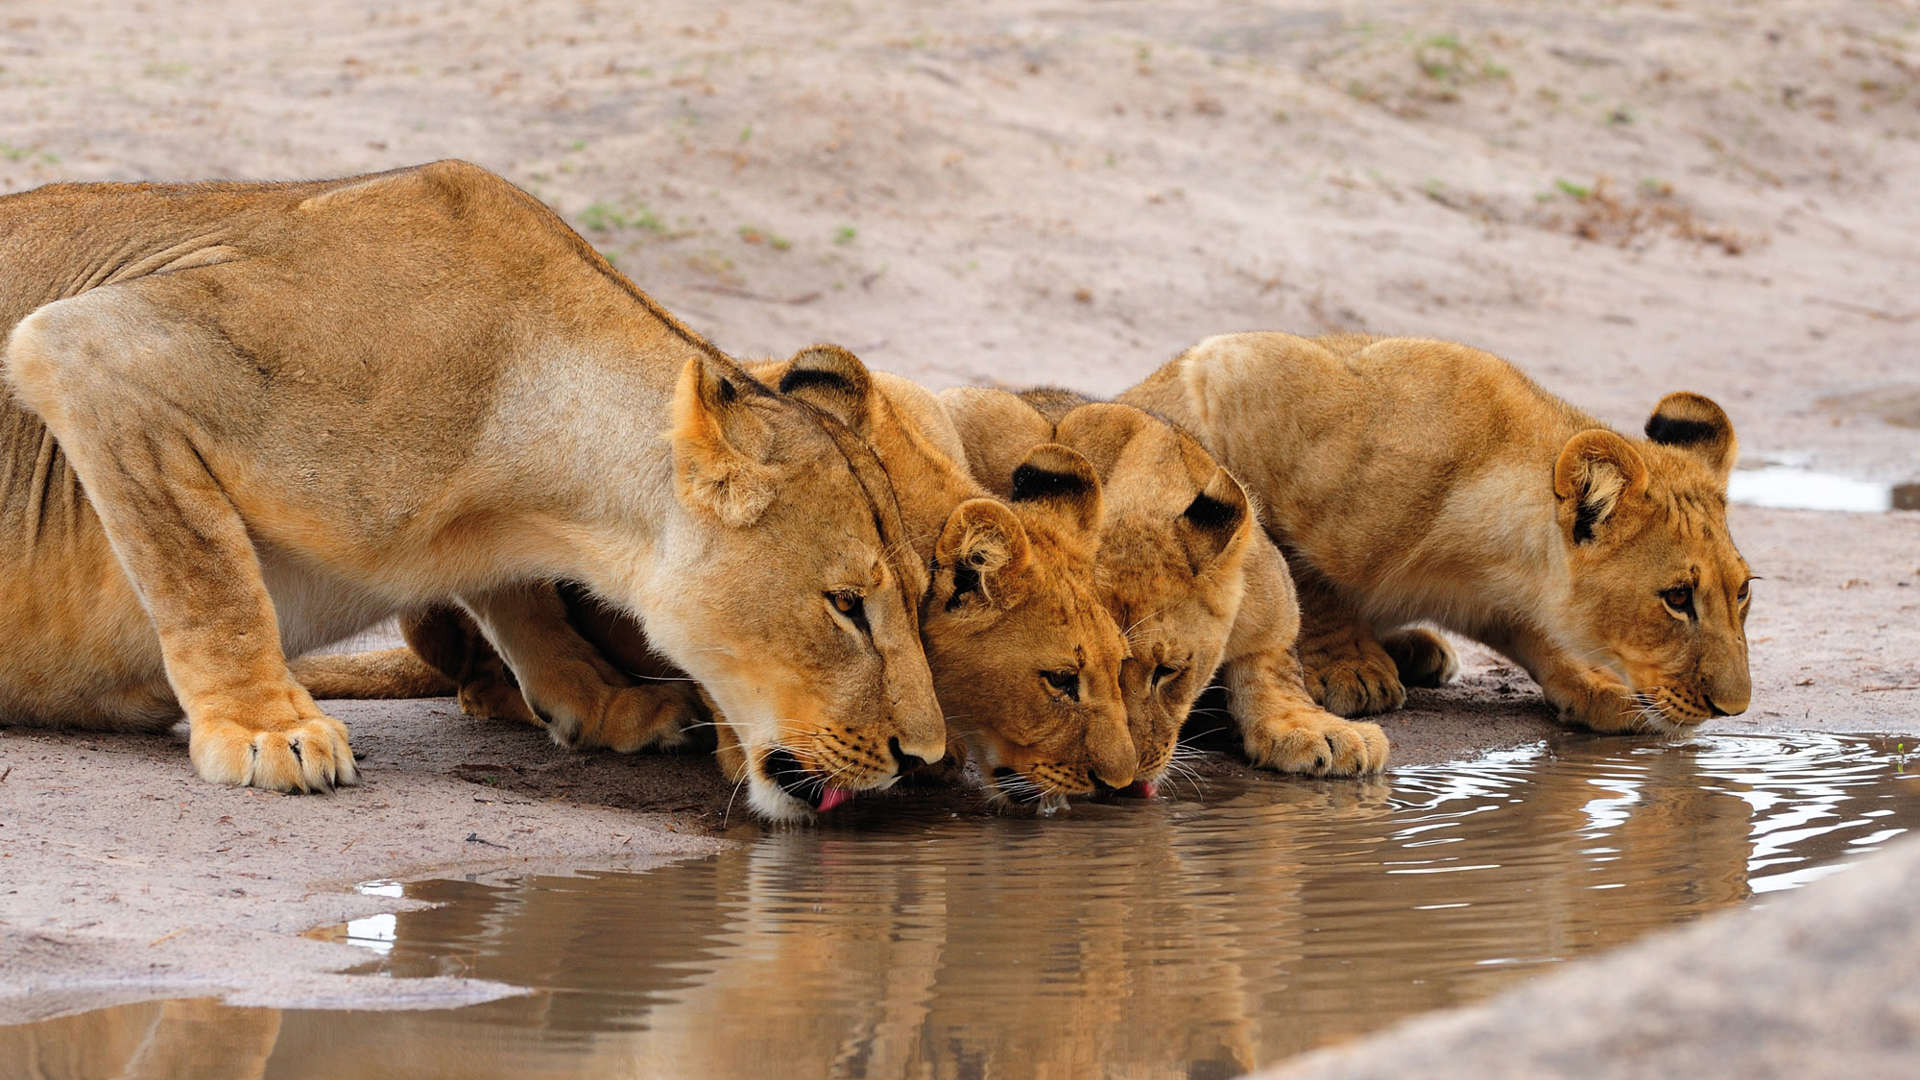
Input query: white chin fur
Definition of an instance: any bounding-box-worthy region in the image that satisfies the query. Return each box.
[745,775,817,824]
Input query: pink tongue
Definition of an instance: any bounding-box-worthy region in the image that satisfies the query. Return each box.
[1122,780,1159,800]
[815,787,854,813]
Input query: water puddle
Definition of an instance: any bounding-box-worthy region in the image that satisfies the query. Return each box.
[1727,460,1917,512]
[5,733,1918,1079]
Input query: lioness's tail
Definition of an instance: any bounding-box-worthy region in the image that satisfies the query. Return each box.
[290,648,456,699]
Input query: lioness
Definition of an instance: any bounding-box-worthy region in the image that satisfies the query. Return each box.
[0,161,944,816]
[1122,332,1753,733]
[305,353,1139,815]
[941,388,1388,792]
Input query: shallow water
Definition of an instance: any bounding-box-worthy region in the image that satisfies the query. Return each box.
[6,733,1918,1080]
[1726,462,1917,512]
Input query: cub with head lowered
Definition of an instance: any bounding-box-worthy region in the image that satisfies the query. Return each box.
[308,352,1139,817]
[942,387,1387,794]
[1123,332,1753,735]
[0,160,942,820]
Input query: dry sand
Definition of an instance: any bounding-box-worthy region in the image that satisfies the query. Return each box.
[1,0,1916,1030]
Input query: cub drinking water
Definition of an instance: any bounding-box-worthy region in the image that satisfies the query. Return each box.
[1123,332,1753,734]
[942,387,1388,790]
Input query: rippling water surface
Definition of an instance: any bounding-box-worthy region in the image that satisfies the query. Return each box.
[7,733,1917,1079]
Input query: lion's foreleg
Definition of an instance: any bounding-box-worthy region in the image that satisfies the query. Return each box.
[1482,622,1638,733]
[461,584,698,752]
[7,300,355,792]
[1221,646,1388,777]
[1292,573,1407,717]
[1219,545,1388,776]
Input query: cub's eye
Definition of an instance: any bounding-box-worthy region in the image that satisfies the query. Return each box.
[1042,669,1080,702]
[828,591,868,633]
[1660,585,1695,616]
[1736,579,1752,603]
[1151,664,1182,689]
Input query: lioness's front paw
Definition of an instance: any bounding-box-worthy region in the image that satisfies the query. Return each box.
[1302,638,1407,717]
[575,684,701,753]
[189,713,359,793]
[1243,711,1389,777]
[1380,626,1460,689]
[530,676,701,754]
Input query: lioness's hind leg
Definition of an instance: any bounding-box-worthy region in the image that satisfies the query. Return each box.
[7,297,354,792]
[394,605,544,730]
[289,647,457,700]
[1379,626,1460,689]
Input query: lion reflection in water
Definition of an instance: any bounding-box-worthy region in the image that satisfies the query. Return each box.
[2,747,1767,1079]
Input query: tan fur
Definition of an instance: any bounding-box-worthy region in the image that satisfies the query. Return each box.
[942,387,1388,786]
[0,161,944,819]
[323,355,1137,810]
[1123,332,1753,733]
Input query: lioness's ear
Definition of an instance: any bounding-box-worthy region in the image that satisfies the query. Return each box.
[1008,444,1104,538]
[777,344,873,437]
[934,498,1032,609]
[1175,466,1251,574]
[1645,391,1737,481]
[671,356,778,528]
[1553,430,1651,545]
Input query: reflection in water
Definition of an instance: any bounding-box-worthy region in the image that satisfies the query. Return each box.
[6,734,1917,1079]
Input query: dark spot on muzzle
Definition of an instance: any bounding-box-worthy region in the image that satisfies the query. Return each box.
[763,747,832,810]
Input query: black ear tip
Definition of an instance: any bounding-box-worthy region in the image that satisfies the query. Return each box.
[1644,413,1723,446]
[1182,490,1241,531]
[1009,462,1093,503]
[778,366,857,397]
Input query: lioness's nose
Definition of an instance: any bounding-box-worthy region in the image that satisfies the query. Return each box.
[890,732,944,770]
[888,736,937,772]
[1706,692,1748,718]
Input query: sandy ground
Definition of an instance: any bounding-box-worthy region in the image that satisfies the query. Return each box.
[1,0,1917,1032]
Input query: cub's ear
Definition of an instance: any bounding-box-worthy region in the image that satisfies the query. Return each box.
[1053,403,1151,480]
[934,498,1032,610]
[777,344,873,437]
[1553,429,1650,545]
[1175,466,1251,575]
[671,355,779,528]
[1008,443,1104,538]
[1645,391,1737,480]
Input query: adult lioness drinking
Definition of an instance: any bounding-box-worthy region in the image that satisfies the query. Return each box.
[306,355,1139,816]
[1123,332,1753,734]
[0,160,944,813]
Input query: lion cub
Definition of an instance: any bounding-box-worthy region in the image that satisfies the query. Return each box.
[941,387,1388,791]
[1123,332,1753,734]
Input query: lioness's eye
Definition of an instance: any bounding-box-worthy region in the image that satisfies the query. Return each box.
[1660,585,1695,616]
[1042,669,1080,702]
[1152,664,1182,688]
[1737,580,1752,603]
[828,591,869,633]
